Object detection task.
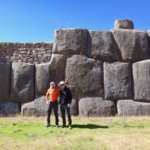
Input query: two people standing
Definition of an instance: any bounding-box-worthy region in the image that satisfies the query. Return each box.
[46,81,72,129]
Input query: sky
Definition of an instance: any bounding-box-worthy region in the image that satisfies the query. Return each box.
[0,0,150,43]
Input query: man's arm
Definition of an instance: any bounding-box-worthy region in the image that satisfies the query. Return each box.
[68,88,72,104]
[57,90,60,103]
[58,90,62,104]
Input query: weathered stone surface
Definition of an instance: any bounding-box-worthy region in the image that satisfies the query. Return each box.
[104,62,132,100]
[0,102,19,116]
[11,62,35,102]
[114,19,134,29]
[147,30,150,55]
[49,54,66,84]
[117,100,150,116]
[133,60,150,102]
[147,30,150,37]
[35,54,66,96]
[0,42,52,64]
[21,96,48,116]
[79,97,116,116]
[70,98,79,116]
[52,28,89,55]
[112,29,149,62]
[35,63,50,96]
[89,31,120,61]
[65,55,103,97]
[0,62,10,101]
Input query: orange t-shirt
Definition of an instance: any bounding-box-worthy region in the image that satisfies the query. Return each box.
[46,88,60,102]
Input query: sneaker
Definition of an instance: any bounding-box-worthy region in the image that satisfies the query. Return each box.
[62,124,66,128]
[56,125,59,128]
[46,124,50,128]
[69,125,72,129]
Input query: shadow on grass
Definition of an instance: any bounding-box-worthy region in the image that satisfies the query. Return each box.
[123,125,145,128]
[73,124,109,129]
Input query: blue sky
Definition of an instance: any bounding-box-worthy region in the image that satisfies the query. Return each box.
[0,0,149,42]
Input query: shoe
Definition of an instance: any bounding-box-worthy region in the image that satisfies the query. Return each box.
[46,124,50,128]
[69,125,72,129]
[56,125,59,128]
[62,124,66,128]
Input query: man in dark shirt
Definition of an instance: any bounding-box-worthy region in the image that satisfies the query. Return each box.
[59,81,72,129]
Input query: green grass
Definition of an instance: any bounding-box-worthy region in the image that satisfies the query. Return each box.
[0,116,150,150]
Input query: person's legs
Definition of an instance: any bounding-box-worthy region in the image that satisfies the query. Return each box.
[66,105,72,127]
[47,103,52,126]
[53,103,59,126]
[60,105,66,127]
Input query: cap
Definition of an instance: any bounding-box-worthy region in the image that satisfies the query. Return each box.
[59,81,66,85]
[50,82,56,86]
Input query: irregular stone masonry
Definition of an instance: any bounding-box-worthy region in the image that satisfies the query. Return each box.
[0,43,52,64]
[1,19,150,117]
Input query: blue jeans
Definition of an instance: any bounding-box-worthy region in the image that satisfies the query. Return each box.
[47,102,59,125]
[60,104,72,126]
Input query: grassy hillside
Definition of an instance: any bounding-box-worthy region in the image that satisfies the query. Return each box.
[0,116,150,150]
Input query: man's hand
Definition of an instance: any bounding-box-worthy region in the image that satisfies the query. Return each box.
[46,100,50,105]
[67,104,71,108]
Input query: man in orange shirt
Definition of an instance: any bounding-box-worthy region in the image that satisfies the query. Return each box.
[46,82,60,128]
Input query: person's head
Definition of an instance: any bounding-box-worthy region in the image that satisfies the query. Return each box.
[59,81,66,89]
[50,82,56,88]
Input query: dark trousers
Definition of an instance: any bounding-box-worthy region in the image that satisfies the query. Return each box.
[47,102,59,125]
[60,104,72,126]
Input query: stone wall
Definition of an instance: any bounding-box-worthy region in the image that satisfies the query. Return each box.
[1,19,150,117]
[0,43,52,64]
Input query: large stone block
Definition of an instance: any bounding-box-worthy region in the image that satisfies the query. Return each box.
[65,55,103,97]
[35,63,50,96]
[52,28,89,55]
[147,30,150,37]
[70,98,79,116]
[112,29,149,62]
[104,62,132,100]
[89,31,120,61]
[11,62,35,102]
[114,19,134,29]
[133,60,150,102]
[49,54,66,84]
[35,54,66,96]
[147,30,150,55]
[79,97,116,116]
[0,102,19,116]
[21,96,48,116]
[0,62,10,101]
[117,100,150,116]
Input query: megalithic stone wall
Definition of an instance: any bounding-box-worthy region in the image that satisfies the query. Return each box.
[1,19,150,116]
